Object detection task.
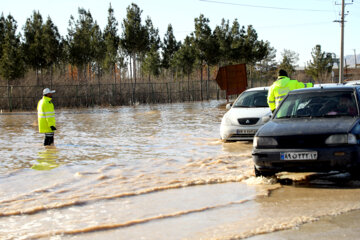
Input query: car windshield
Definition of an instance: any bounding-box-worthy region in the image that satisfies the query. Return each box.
[275,90,358,119]
[233,90,268,108]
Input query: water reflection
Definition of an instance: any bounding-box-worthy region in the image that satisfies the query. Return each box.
[31,147,59,171]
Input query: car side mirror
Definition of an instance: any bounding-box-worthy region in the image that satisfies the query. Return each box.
[262,115,271,123]
[226,103,232,110]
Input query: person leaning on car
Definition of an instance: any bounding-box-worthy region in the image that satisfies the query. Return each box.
[37,88,57,146]
[267,69,313,112]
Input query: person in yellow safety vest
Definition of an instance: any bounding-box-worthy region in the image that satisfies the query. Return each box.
[37,88,57,146]
[267,69,313,112]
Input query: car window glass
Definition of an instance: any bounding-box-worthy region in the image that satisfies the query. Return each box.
[275,91,358,118]
[233,90,268,108]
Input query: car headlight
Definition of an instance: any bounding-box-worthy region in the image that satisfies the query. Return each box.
[325,134,357,145]
[253,136,278,148]
[221,115,232,126]
[260,115,272,124]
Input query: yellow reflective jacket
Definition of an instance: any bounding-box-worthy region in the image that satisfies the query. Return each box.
[37,96,56,133]
[267,76,313,111]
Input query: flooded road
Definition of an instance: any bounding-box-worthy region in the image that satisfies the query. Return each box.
[1,100,360,239]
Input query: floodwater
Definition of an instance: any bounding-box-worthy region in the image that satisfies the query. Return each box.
[1,100,360,240]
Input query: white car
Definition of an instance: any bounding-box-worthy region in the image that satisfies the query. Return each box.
[220,87,271,141]
[345,80,360,85]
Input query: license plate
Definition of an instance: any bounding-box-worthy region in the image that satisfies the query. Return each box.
[280,151,317,160]
[237,129,256,134]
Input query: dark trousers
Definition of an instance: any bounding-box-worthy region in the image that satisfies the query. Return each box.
[44,132,54,146]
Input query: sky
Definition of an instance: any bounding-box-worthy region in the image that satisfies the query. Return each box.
[1,0,360,67]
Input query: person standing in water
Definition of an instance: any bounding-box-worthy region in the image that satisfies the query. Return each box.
[37,88,57,146]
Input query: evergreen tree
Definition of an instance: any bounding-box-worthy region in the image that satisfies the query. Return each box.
[23,11,46,85]
[67,8,103,81]
[229,19,245,63]
[171,35,196,100]
[278,49,299,77]
[120,3,148,103]
[42,16,62,84]
[0,14,6,61]
[142,47,161,81]
[161,24,180,70]
[120,3,148,82]
[214,19,232,66]
[172,35,196,80]
[243,25,270,64]
[103,3,119,83]
[145,17,160,52]
[305,44,333,83]
[193,14,220,99]
[91,21,105,80]
[194,14,217,66]
[116,49,128,83]
[0,15,25,82]
[255,46,277,84]
[142,17,161,81]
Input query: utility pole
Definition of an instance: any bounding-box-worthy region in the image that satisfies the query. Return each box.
[354,49,357,69]
[339,0,345,83]
[335,0,353,83]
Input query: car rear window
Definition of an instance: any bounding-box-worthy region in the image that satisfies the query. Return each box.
[233,90,268,108]
[275,91,358,118]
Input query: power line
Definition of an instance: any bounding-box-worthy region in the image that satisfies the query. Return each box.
[199,0,333,12]
[257,21,332,29]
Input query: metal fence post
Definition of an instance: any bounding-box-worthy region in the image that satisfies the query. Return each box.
[7,85,13,112]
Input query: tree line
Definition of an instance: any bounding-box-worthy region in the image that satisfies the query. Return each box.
[0,2,336,91]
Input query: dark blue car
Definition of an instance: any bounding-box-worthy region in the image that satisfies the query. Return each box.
[252,84,360,177]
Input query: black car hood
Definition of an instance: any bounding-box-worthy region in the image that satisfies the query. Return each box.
[258,117,358,137]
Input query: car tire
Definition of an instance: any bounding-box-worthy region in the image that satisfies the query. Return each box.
[349,167,360,180]
[254,165,275,177]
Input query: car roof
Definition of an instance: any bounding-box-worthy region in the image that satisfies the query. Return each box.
[289,84,360,94]
[345,80,360,85]
[314,83,343,87]
[245,86,269,92]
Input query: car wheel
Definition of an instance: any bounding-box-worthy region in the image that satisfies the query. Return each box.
[254,165,275,177]
[349,167,360,180]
